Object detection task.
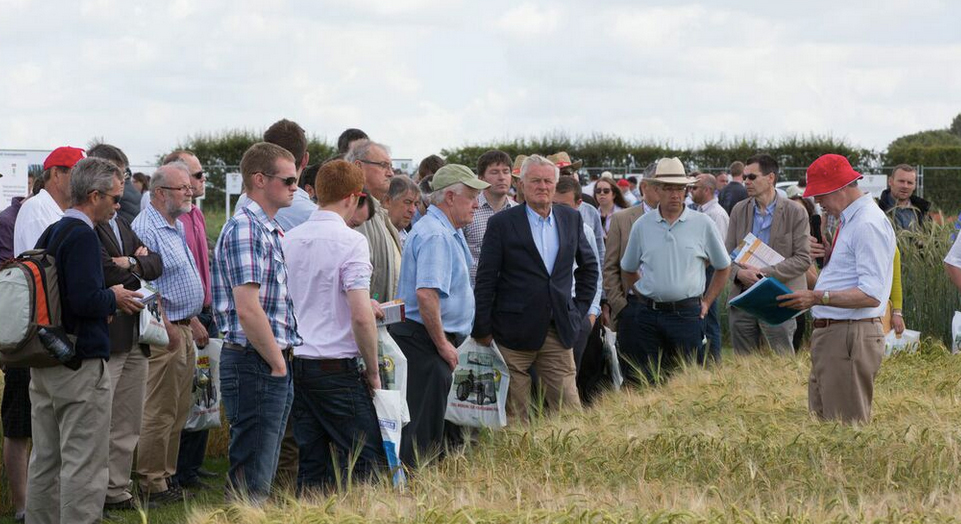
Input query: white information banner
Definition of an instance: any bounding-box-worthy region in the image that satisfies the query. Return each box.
[0,150,50,202]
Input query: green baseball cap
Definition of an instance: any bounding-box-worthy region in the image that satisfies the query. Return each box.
[430,164,490,192]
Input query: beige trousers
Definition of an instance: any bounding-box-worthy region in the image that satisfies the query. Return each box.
[729,305,796,356]
[808,319,884,424]
[137,324,195,493]
[27,358,111,524]
[499,327,582,424]
[105,346,148,503]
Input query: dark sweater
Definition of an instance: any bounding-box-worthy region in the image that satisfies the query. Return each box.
[38,217,117,360]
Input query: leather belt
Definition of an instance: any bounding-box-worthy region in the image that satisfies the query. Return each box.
[223,342,293,360]
[812,317,880,329]
[171,318,193,326]
[637,295,701,312]
[294,357,356,373]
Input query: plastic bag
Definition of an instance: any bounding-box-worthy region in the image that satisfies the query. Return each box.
[885,329,921,357]
[372,389,409,487]
[602,327,624,391]
[953,312,961,354]
[377,327,408,400]
[184,339,221,431]
[444,338,509,429]
[138,299,169,347]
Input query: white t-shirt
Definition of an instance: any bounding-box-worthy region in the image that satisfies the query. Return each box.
[13,189,65,256]
[944,232,961,269]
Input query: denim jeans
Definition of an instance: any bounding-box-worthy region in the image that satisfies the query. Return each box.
[633,300,707,382]
[616,297,650,385]
[219,345,293,502]
[291,358,384,493]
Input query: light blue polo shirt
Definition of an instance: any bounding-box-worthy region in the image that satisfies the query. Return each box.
[397,205,474,337]
[620,207,731,302]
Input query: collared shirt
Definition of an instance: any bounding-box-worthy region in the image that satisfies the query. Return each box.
[463,191,516,286]
[235,187,315,233]
[642,199,657,215]
[812,194,895,320]
[572,223,603,317]
[698,198,730,240]
[752,195,778,245]
[0,196,26,260]
[213,199,301,348]
[621,207,731,302]
[63,208,94,229]
[578,203,606,267]
[132,204,204,322]
[13,189,64,256]
[284,210,372,359]
[526,204,560,275]
[108,216,124,251]
[178,205,212,307]
[397,206,474,337]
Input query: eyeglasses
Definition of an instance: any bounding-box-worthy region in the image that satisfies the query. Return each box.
[260,172,298,186]
[159,185,193,193]
[191,170,205,180]
[360,159,393,172]
[595,188,613,195]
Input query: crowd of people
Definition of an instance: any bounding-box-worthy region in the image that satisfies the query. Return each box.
[0,118,952,523]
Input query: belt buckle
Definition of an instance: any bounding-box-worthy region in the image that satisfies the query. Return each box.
[649,298,660,311]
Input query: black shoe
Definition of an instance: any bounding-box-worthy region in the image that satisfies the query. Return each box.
[196,467,219,479]
[177,477,213,490]
[144,486,191,505]
[104,498,158,511]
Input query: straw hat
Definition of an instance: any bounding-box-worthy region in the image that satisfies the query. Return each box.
[546,152,583,171]
[651,157,696,186]
[803,154,863,198]
[511,154,528,178]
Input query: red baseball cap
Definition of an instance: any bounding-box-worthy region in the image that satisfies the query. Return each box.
[803,154,862,198]
[616,179,630,188]
[43,146,86,171]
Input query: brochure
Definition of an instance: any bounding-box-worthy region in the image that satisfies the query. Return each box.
[728,276,804,326]
[731,233,785,268]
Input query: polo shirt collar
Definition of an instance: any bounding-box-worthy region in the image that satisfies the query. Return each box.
[655,206,690,223]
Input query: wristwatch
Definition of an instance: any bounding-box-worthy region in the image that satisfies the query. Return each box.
[127,256,138,269]
[820,291,830,305]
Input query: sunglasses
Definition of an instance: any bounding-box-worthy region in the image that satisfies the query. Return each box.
[744,173,771,181]
[354,191,367,206]
[191,170,205,180]
[123,167,132,181]
[261,172,298,186]
[595,188,613,195]
[92,190,122,204]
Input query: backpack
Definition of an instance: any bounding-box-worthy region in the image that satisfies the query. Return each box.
[0,220,84,369]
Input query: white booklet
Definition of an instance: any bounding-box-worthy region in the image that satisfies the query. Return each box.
[136,280,159,304]
[732,233,784,268]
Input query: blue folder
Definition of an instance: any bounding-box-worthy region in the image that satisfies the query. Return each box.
[728,276,805,325]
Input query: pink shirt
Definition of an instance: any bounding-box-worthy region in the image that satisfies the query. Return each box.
[178,205,212,307]
[282,210,373,359]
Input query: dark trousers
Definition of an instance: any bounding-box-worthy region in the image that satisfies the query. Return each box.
[704,266,721,362]
[388,319,463,467]
[291,358,384,492]
[633,299,706,383]
[173,308,216,487]
[616,297,652,385]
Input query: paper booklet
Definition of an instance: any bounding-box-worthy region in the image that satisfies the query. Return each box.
[728,276,804,326]
[731,233,784,268]
[136,280,159,304]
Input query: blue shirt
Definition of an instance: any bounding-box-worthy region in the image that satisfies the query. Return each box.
[132,204,204,322]
[213,200,301,348]
[751,196,778,245]
[397,206,474,337]
[526,205,560,275]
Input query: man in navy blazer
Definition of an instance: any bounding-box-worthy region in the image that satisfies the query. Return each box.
[473,155,597,423]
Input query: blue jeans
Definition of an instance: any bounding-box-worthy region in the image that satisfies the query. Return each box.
[291,358,384,493]
[219,345,293,502]
[634,300,706,382]
[617,297,649,385]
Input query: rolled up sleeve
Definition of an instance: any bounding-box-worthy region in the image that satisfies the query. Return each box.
[854,222,894,302]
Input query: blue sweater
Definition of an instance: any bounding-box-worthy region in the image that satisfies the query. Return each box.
[39,217,117,360]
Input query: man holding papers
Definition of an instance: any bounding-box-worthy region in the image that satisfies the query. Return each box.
[620,158,730,382]
[725,154,811,355]
[779,154,894,424]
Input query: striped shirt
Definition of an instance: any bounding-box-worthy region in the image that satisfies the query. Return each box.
[132,204,204,322]
[212,199,301,349]
[463,192,516,286]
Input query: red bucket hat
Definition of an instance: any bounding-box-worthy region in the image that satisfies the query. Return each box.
[43,146,86,171]
[803,154,862,198]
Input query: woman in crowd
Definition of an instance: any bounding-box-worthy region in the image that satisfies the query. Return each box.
[593,176,628,236]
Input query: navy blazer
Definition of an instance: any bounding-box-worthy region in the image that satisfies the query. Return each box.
[472,203,598,351]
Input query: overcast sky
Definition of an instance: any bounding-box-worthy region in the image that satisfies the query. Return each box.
[2,0,959,167]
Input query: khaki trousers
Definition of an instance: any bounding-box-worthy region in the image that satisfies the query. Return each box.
[729,305,796,356]
[105,346,148,503]
[808,319,884,424]
[137,324,195,493]
[27,358,111,524]
[499,327,582,424]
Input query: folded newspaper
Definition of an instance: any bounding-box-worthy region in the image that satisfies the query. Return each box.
[728,276,804,326]
[731,233,784,268]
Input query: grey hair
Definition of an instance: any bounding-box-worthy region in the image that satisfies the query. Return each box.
[69,158,123,206]
[519,154,559,182]
[345,139,391,163]
[149,161,190,192]
[386,175,421,201]
[430,182,468,206]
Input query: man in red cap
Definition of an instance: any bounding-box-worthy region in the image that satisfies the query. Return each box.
[13,146,85,256]
[779,154,895,424]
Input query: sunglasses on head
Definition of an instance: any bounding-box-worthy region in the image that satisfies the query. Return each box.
[261,172,298,186]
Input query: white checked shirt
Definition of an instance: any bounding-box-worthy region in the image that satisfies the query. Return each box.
[463,192,517,286]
